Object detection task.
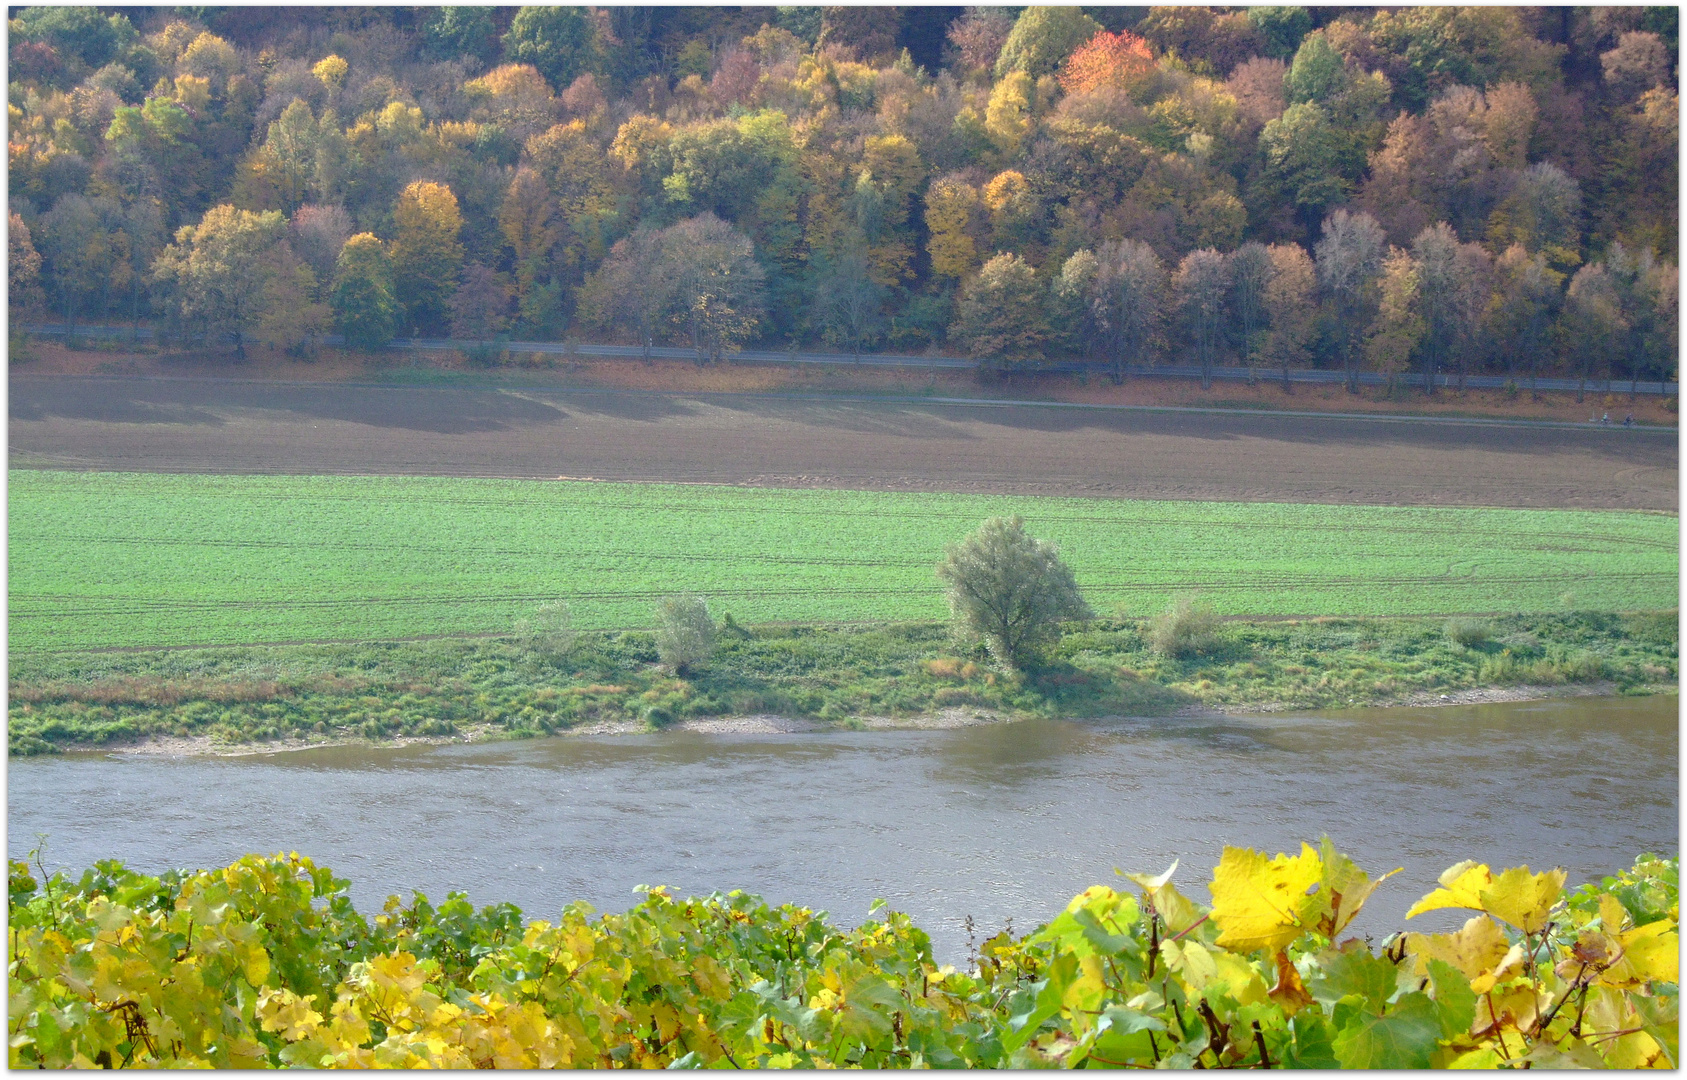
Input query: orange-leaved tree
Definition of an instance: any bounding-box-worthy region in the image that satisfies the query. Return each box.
[1059,30,1157,98]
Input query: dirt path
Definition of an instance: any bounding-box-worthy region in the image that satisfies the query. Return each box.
[10,375,1677,510]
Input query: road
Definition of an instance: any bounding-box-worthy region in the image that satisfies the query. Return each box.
[21,324,1678,396]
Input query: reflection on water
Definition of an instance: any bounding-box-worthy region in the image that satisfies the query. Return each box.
[10,695,1676,962]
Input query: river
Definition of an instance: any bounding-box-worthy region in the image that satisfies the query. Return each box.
[10,695,1676,961]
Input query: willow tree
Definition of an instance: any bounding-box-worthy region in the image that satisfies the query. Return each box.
[937,516,1092,670]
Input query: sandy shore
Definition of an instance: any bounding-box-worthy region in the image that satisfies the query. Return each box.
[89,684,1668,758]
[1174,680,1641,718]
[99,709,1002,757]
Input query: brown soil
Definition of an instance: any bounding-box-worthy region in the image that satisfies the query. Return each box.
[12,339,1679,426]
[11,373,1676,510]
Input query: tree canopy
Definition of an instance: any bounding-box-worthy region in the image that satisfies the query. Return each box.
[4,5,1676,385]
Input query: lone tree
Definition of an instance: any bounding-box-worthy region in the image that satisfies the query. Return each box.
[655,595,716,675]
[936,516,1092,669]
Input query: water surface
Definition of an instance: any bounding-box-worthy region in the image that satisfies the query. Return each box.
[11,695,1675,961]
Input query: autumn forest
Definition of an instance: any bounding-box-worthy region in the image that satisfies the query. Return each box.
[6,5,1680,389]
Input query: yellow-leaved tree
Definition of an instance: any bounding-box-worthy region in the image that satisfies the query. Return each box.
[388,181,464,335]
[925,176,984,281]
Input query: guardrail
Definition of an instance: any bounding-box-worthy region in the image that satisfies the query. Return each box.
[18,324,1678,397]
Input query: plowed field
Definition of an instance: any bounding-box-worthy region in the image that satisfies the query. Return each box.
[9,376,1678,511]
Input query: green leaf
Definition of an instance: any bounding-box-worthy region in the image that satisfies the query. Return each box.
[1282,1011,1341,1070]
[1425,958,1476,1040]
[1309,943,1402,1011]
[1331,991,1442,1069]
[1001,952,1076,1054]
[1084,1006,1167,1066]
[1632,988,1680,1068]
[1073,907,1140,959]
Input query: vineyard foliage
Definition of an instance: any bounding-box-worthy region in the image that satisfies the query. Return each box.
[10,470,1678,651]
[9,846,1676,1069]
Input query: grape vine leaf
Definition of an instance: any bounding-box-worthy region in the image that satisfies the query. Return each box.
[1317,837,1399,939]
[1281,1012,1341,1069]
[1209,844,1323,952]
[1404,914,1512,980]
[1330,991,1441,1069]
[1424,959,1476,1039]
[1406,862,1566,933]
[1405,861,1490,920]
[1598,919,1681,988]
[1308,943,1401,1011]
[1477,866,1566,933]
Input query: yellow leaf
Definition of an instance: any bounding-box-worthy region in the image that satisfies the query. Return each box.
[1598,894,1628,934]
[1211,951,1270,1007]
[1598,921,1680,989]
[366,952,430,996]
[1469,944,1524,995]
[1405,915,1513,980]
[259,988,323,1040]
[1208,844,1323,952]
[1446,1046,1505,1069]
[1474,980,1541,1034]
[1603,1029,1666,1070]
[244,942,271,988]
[1406,862,1566,933]
[1160,939,1217,989]
[1478,866,1566,933]
[1319,837,1399,938]
[1406,861,1492,921]
[1122,859,1178,894]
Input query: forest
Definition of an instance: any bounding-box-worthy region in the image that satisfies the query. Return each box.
[6,5,1680,388]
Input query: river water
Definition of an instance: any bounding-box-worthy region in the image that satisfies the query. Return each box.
[10,696,1676,961]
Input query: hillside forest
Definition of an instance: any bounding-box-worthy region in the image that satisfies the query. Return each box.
[6,6,1680,389]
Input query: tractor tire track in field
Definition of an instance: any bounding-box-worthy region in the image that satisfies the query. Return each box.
[15,572,1671,615]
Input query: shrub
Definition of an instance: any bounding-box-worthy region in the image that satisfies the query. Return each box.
[1148,594,1225,658]
[1478,649,1524,684]
[935,516,1092,669]
[1496,630,1542,654]
[1444,618,1491,648]
[654,595,716,675]
[513,601,576,660]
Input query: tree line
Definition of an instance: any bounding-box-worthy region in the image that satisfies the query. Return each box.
[6,5,1679,388]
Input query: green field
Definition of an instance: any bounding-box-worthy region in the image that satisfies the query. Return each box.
[9,470,1678,652]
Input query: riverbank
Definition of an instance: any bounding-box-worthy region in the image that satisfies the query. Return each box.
[83,680,1656,758]
[10,612,1674,756]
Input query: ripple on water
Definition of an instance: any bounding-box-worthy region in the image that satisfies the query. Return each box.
[9,695,1677,963]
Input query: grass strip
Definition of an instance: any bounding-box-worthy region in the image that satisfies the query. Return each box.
[9,611,1675,755]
